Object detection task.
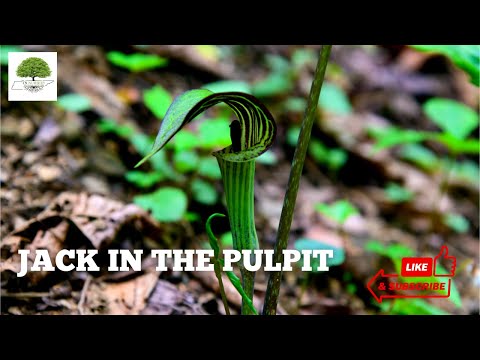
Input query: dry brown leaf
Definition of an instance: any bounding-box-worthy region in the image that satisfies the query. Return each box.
[82,272,159,315]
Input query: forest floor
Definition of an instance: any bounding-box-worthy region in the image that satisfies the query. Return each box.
[1,45,478,315]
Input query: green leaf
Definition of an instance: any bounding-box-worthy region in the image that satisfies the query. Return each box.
[286,126,301,147]
[294,238,345,271]
[106,51,168,72]
[410,45,479,86]
[328,148,348,171]
[384,182,413,203]
[291,48,316,69]
[252,72,293,98]
[319,82,352,115]
[308,139,329,163]
[368,126,427,151]
[57,93,92,113]
[429,133,480,154]
[133,187,187,222]
[191,178,218,205]
[203,80,252,94]
[173,150,199,173]
[365,240,415,258]
[125,170,164,188]
[198,157,222,179]
[265,54,291,73]
[284,97,307,113]
[382,298,449,315]
[134,89,276,167]
[143,85,173,120]
[449,159,480,186]
[97,118,134,138]
[0,45,23,65]
[399,143,439,171]
[443,213,469,234]
[315,200,359,225]
[256,150,278,165]
[423,98,478,140]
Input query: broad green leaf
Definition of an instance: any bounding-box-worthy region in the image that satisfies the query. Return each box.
[57,93,92,112]
[203,80,252,94]
[173,150,199,173]
[0,45,23,65]
[135,89,276,167]
[125,170,164,188]
[368,126,427,151]
[198,157,222,179]
[382,298,449,315]
[429,133,480,154]
[399,143,439,171]
[252,72,293,98]
[143,85,173,120]
[256,150,278,165]
[107,51,168,72]
[443,213,469,234]
[315,200,359,225]
[191,178,218,205]
[384,182,413,203]
[423,98,478,140]
[410,45,479,86]
[319,82,352,115]
[294,238,345,271]
[133,187,187,222]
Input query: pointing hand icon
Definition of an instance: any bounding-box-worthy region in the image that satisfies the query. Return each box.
[433,246,456,277]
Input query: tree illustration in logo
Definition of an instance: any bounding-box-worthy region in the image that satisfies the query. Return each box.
[16,57,52,92]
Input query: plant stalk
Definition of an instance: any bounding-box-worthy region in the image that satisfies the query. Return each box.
[216,157,258,314]
[263,45,332,315]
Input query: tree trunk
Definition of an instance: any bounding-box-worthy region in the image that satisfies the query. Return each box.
[32,77,35,81]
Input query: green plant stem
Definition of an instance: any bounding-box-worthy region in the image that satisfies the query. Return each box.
[263,45,332,315]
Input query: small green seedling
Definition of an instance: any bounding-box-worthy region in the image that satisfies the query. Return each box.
[315,199,359,227]
[384,182,413,203]
[133,187,187,222]
[443,213,470,234]
[318,82,352,115]
[107,51,169,73]
[57,93,92,113]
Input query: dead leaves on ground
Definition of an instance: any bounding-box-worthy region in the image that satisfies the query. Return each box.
[0,191,193,315]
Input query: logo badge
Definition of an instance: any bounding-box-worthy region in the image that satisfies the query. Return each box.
[8,52,57,101]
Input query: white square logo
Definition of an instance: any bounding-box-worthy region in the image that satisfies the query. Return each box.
[8,52,57,101]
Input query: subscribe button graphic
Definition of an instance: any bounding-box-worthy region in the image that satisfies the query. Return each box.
[367,246,456,303]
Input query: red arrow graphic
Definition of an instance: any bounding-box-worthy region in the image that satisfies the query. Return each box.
[367,269,451,303]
